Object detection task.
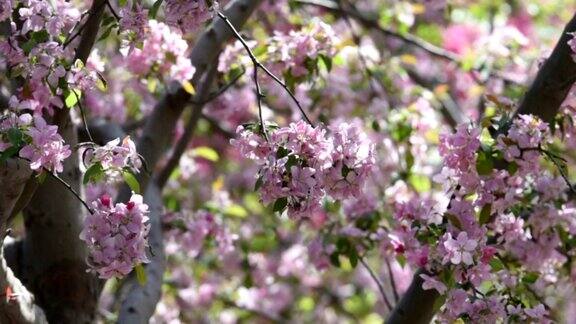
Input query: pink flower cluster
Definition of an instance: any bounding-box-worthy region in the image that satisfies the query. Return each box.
[0,0,11,22]
[123,20,196,84]
[164,0,218,33]
[19,116,71,173]
[387,114,562,322]
[80,194,150,279]
[164,210,237,260]
[232,120,374,219]
[267,18,339,76]
[119,4,148,42]
[84,136,141,177]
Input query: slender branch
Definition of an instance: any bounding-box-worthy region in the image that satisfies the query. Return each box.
[105,0,121,21]
[73,89,94,143]
[192,68,246,105]
[217,11,315,126]
[40,169,93,215]
[359,256,393,311]
[15,157,93,214]
[155,64,219,189]
[202,114,236,138]
[384,257,400,303]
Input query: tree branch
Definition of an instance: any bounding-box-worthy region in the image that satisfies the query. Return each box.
[114,2,264,322]
[385,269,439,324]
[117,0,264,199]
[0,159,47,323]
[116,183,165,324]
[155,64,219,189]
[514,13,576,123]
[0,236,47,324]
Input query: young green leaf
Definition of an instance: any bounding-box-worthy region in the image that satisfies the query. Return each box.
[123,171,141,194]
[135,264,147,286]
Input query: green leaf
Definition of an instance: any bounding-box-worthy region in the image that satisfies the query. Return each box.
[95,72,108,91]
[476,150,494,176]
[0,146,19,162]
[522,272,539,284]
[330,252,341,267]
[123,170,141,193]
[273,197,288,213]
[489,258,505,271]
[445,213,463,230]
[7,128,23,147]
[479,203,492,224]
[64,89,81,108]
[149,0,164,19]
[135,264,147,286]
[508,161,519,176]
[249,233,277,252]
[98,24,116,42]
[36,171,47,184]
[318,54,332,72]
[432,294,447,313]
[408,173,431,193]
[254,176,263,191]
[224,204,248,218]
[396,254,406,268]
[276,146,290,159]
[192,146,219,162]
[83,163,104,184]
[118,0,128,6]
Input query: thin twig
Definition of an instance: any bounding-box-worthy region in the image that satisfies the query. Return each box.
[359,256,393,311]
[384,257,400,303]
[17,157,93,214]
[217,11,314,127]
[72,89,94,143]
[201,114,235,138]
[105,0,121,21]
[192,68,246,105]
[42,168,93,214]
[63,0,107,48]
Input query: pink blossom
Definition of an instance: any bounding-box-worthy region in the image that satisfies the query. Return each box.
[80,193,150,279]
[119,4,148,42]
[0,0,12,22]
[443,232,478,265]
[84,136,141,177]
[19,116,71,173]
[420,273,447,294]
[164,0,216,33]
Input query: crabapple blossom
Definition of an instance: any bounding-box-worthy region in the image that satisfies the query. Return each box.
[232,120,374,219]
[80,193,150,279]
[267,18,339,76]
[123,20,196,84]
[83,136,141,177]
[19,116,71,173]
[164,0,218,33]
